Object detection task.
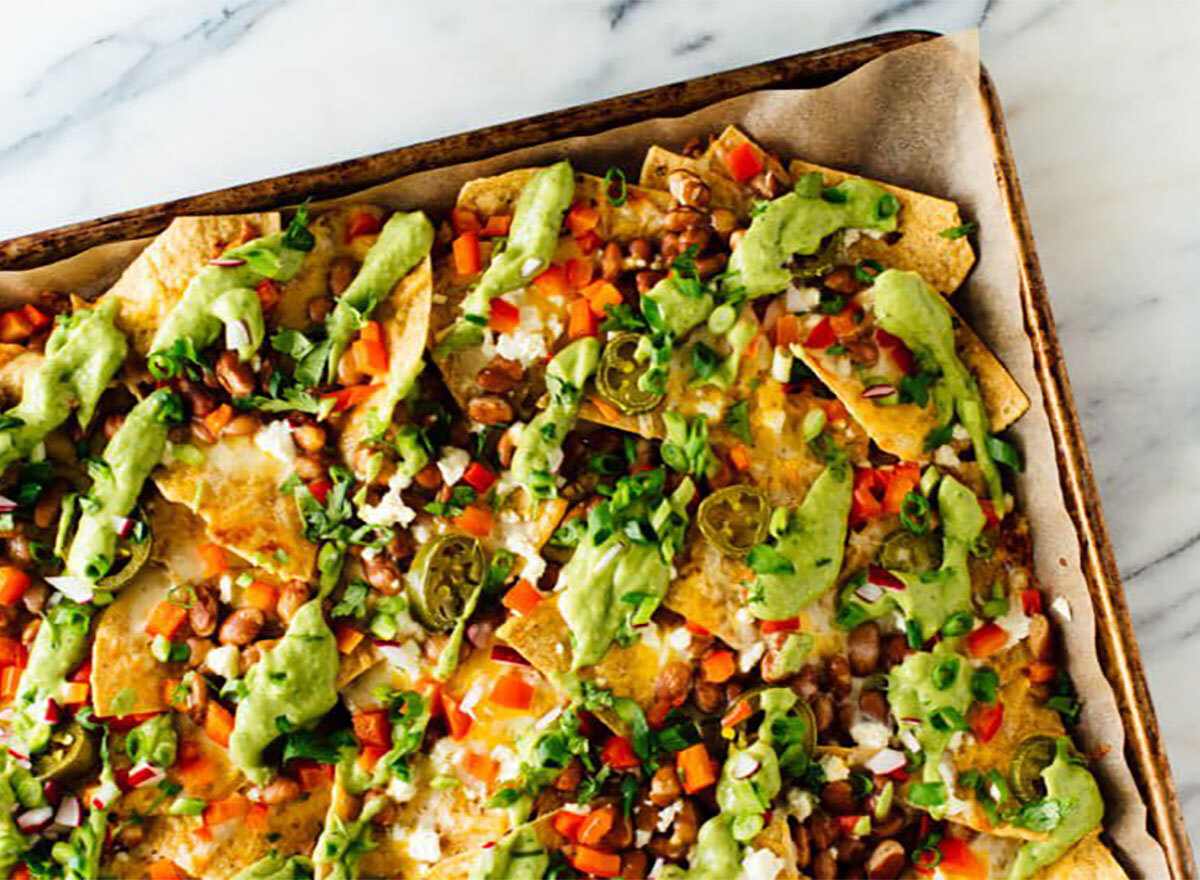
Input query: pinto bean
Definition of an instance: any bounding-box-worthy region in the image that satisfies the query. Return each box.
[292,422,326,453]
[293,454,326,483]
[673,799,699,845]
[185,673,208,724]
[600,242,623,281]
[33,482,65,530]
[710,208,737,237]
[647,834,686,861]
[224,414,259,437]
[604,810,634,849]
[823,267,862,295]
[621,852,649,880]
[554,759,582,792]
[255,776,301,805]
[328,257,358,297]
[659,232,682,263]
[793,823,812,869]
[307,296,333,324]
[215,350,256,398]
[848,621,881,676]
[883,633,911,669]
[219,608,264,646]
[182,383,217,419]
[792,664,823,701]
[414,463,442,490]
[667,169,710,209]
[363,552,403,594]
[102,413,126,440]
[838,837,869,865]
[677,226,711,255]
[811,693,835,735]
[820,780,858,815]
[189,586,218,638]
[498,428,518,468]
[810,811,838,850]
[635,271,663,294]
[185,638,213,669]
[476,357,524,394]
[826,655,852,698]
[20,617,39,646]
[466,396,512,425]
[6,535,32,565]
[859,688,889,723]
[650,764,683,807]
[628,239,654,263]
[871,808,906,839]
[654,660,692,706]
[695,254,727,278]
[664,207,707,232]
[693,679,724,714]
[866,839,907,879]
[21,583,46,616]
[812,849,837,879]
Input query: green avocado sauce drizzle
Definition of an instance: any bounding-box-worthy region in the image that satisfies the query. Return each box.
[323,210,434,381]
[439,161,575,355]
[872,268,1004,511]
[839,474,984,642]
[558,471,694,669]
[232,852,314,880]
[726,176,899,299]
[64,388,176,584]
[509,337,600,500]
[0,298,127,474]
[888,644,973,798]
[1009,738,1104,879]
[470,824,550,880]
[0,753,46,875]
[228,598,339,785]
[11,601,93,757]
[51,733,114,880]
[747,462,852,621]
[312,772,388,880]
[147,210,315,377]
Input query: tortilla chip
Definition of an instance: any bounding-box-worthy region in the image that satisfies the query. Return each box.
[793,296,1028,462]
[157,788,329,880]
[338,255,434,473]
[337,641,381,690]
[496,595,663,724]
[425,812,566,880]
[0,343,39,406]
[1040,833,1127,879]
[788,159,975,294]
[154,435,317,581]
[90,566,176,716]
[102,214,280,356]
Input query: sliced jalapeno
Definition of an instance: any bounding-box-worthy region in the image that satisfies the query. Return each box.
[406,534,486,631]
[595,331,663,415]
[98,515,152,590]
[34,722,97,782]
[725,687,817,756]
[878,529,940,574]
[1009,734,1058,803]
[698,485,769,558]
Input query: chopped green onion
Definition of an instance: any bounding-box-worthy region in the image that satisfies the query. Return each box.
[986,435,1024,471]
[939,222,976,239]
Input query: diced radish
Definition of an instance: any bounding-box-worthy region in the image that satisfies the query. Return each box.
[8,748,30,770]
[855,583,884,604]
[45,576,94,604]
[17,806,53,833]
[867,566,906,592]
[521,257,543,278]
[862,384,897,400]
[535,706,563,730]
[209,258,246,267]
[490,645,531,667]
[54,796,81,828]
[0,495,16,513]
[42,780,63,806]
[126,761,166,789]
[90,779,120,810]
[110,516,134,538]
[865,748,907,775]
[225,319,251,351]
[42,699,60,725]
[466,620,494,649]
[729,752,762,779]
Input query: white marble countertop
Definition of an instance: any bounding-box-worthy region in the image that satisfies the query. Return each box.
[2,0,1198,846]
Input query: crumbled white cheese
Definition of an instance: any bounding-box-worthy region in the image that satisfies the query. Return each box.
[933,444,961,469]
[639,626,662,652]
[407,828,441,863]
[460,681,487,718]
[490,745,520,781]
[217,574,234,604]
[204,645,240,681]
[951,423,971,442]
[253,420,295,465]
[842,229,863,248]
[656,800,683,832]
[819,754,850,782]
[378,641,422,680]
[786,788,814,823]
[359,488,417,529]
[761,407,785,436]
[994,600,1032,648]
[739,847,786,880]
[1050,596,1073,622]
[785,285,820,313]
[436,447,471,487]
[506,533,546,587]
[546,446,565,475]
[849,719,892,750]
[387,774,418,804]
[691,397,724,420]
[635,829,652,848]
[666,627,692,653]
[739,642,766,673]
[770,347,793,383]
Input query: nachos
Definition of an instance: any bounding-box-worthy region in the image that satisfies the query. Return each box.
[0,130,1120,880]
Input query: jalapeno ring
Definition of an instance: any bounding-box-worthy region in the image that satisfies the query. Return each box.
[698,485,770,558]
[595,331,663,415]
[406,533,486,631]
[1009,734,1059,803]
[34,722,97,782]
[877,529,941,574]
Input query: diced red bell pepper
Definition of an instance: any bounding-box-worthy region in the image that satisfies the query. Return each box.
[965,622,1008,658]
[875,327,915,374]
[346,211,383,241]
[601,735,640,770]
[1021,589,1043,616]
[462,462,496,493]
[850,468,885,525]
[725,143,764,182]
[803,317,836,350]
[969,701,1005,743]
[488,297,520,334]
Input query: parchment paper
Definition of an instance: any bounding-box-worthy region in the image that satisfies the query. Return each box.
[0,30,1168,875]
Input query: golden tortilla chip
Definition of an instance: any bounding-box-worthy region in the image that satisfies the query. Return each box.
[788,158,976,294]
[90,566,175,716]
[496,595,663,725]
[157,788,329,880]
[0,343,39,406]
[426,812,566,880]
[102,214,280,356]
[793,295,1028,462]
[154,435,317,581]
[338,255,433,473]
[1040,833,1127,879]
